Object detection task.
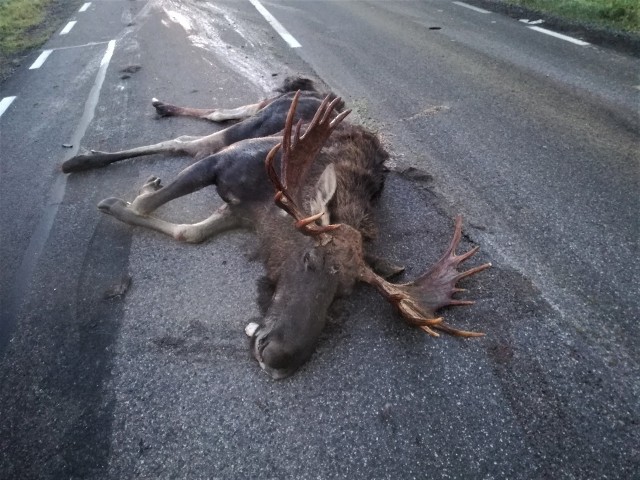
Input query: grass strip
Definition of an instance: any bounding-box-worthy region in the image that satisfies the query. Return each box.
[504,0,639,33]
[0,0,54,56]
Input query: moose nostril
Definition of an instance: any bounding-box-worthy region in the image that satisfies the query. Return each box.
[245,322,259,337]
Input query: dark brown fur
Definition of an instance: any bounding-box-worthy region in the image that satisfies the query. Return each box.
[69,77,489,380]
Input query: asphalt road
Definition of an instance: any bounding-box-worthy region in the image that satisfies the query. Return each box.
[1,1,638,478]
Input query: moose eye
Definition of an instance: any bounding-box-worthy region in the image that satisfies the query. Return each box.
[302,250,321,271]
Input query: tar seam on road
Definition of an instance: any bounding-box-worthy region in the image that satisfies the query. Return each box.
[453,1,491,14]
[26,43,111,71]
[79,2,91,13]
[249,0,301,48]
[0,40,116,356]
[60,20,78,35]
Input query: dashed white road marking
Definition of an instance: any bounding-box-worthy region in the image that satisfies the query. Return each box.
[79,2,91,12]
[60,21,77,35]
[0,96,17,118]
[5,39,118,360]
[528,26,590,46]
[453,1,491,14]
[29,50,53,69]
[248,0,301,48]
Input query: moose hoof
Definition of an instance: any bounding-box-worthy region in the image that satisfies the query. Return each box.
[140,176,162,195]
[97,197,128,216]
[152,98,176,117]
[245,322,260,337]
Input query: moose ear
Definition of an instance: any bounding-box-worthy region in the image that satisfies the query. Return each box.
[310,164,337,225]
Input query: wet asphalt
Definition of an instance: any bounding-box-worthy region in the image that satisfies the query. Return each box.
[0,1,638,478]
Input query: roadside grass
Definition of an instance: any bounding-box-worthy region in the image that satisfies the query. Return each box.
[0,0,83,82]
[0,0,52,56]
[504,0,639,33]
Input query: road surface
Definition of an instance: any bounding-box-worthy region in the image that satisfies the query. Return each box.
[1,1,638,478]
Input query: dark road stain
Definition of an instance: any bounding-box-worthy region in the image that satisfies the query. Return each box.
[55,218,132,478]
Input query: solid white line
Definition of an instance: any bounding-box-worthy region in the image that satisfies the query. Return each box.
[0,96,17,118]
[29,50,53,69]
[528,26,590,46]
[2,39,118,358]
[453,1,491,14]
[60,21,77,35]
[100,39,116,66]
[79,2,91,12]
[248,0,301,48]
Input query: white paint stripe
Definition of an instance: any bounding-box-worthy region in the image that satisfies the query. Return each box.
[528,26,590,46]
[249,0,301,48]
[79,2,91,12]
[0,96,17,118]
[1,39,117,357]
[453,1,491,14]
[29,50,53,69]
[60,20,77,35]
[100,39,116,67]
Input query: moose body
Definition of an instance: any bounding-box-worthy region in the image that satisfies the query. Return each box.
[64,78,490,379]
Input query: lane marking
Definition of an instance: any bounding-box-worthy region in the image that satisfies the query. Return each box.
[0,96,17,118]
[79,2,91,12]
[528,26,590,46]
[100,39,116,67]
[29,49,53,69]
[248,0,301,48]
[60,20,77,35]
[453,1,491,14]
[0,39,116,354]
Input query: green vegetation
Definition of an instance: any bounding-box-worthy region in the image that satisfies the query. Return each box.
[0,0,52,56]
[505,0,639,33]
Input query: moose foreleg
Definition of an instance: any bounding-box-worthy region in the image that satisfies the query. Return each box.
[360,216,491,337]
[61,128,235,173]
[61,135,206,173]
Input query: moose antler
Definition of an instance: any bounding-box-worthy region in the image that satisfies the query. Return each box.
[360,216,491,337]
[265,91,351,235]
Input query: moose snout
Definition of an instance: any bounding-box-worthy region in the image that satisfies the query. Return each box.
[245,323,301,380]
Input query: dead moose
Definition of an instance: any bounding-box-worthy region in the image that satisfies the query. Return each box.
[62,77,491,379]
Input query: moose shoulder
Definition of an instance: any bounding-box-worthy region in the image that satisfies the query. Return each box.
[64,78,490,379]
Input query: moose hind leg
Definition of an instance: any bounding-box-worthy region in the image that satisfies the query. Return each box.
[123,152,223,215]
[97,200,240,243]
[152,98,263,122]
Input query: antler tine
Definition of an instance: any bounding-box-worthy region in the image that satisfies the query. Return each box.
[265,90,349,236]
[359,215,490,338]
[283,92,351,200]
